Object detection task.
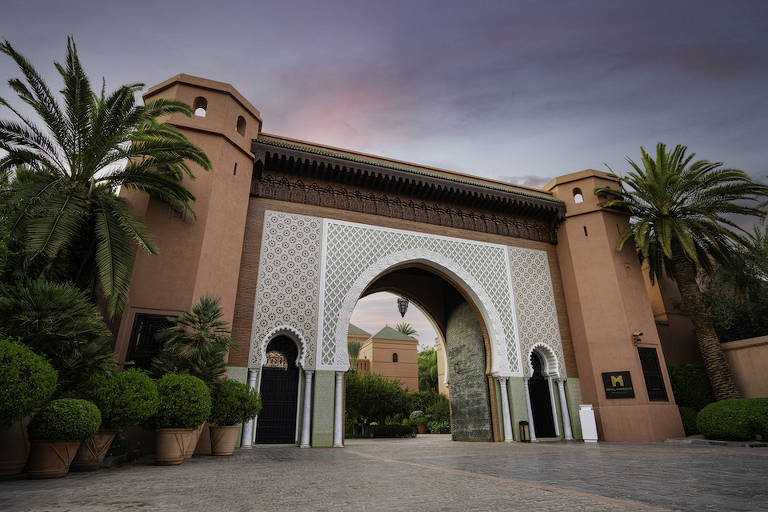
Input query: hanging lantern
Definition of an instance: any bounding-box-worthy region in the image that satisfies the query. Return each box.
[397,297,409,317]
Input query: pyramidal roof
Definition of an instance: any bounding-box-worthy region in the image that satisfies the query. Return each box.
[372,325,417,342]
[348,323,371,337]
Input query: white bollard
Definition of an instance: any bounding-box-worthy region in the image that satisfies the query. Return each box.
[579,404,598,443]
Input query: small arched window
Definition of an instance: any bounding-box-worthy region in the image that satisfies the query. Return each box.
[193,96,207,117]
[392,353,398,363]
[236,115,246,136]
[573,187,584,204]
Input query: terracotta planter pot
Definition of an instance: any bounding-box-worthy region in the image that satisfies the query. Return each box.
[182,424,204,459]
[154,428,190,465]
[27,441,81,479]
[0,414,33,476]
[209,425,240,456]
[417,425,427,434]
[71,430,117,471]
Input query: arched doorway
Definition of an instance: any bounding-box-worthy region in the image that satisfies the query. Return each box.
[528,351,556,438]
[353,265,495,441]
[255,336,300,443]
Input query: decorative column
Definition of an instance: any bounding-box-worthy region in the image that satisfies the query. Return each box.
[497,377,514,442]
[240,368,259,448]
[523,377,537,441]
[333,371,344,448]
[300,370,314,448]
[556,378,574,440]
[548,379,560,437]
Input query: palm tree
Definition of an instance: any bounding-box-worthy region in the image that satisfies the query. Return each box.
[598,143,768,400]
[395,322,417,337]
[347,339,362,370]
[0,38,211,315]
[151,295,233,388]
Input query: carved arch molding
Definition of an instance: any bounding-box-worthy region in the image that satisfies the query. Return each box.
[248,210,566,378]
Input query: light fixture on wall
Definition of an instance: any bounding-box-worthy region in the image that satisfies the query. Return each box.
[519,421,531,442]
[397,297,409,317]
[632,331,643,345]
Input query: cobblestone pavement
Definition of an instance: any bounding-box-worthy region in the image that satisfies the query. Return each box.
[2,435,766,511]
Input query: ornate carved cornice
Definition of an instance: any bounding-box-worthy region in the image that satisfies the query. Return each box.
[252,174,558,243]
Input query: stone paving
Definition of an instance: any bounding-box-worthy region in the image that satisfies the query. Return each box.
[1,435,767,511]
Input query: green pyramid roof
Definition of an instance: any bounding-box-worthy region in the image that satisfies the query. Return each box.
[372,325,417,342]
[348,323,371,337]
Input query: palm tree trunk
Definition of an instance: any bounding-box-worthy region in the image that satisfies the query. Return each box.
[669,243,740,400]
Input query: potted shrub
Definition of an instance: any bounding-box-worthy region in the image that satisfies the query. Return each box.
[27,399,100,478]
[0,337,58,476]
[208,379,262,455]
[152,373,211,465]
[410,410,427,434]
[71,369,159,471]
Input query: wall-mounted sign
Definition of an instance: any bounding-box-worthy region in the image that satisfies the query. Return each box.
[602,371,635,399]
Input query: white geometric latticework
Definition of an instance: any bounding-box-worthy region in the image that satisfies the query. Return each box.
[248,211,322,369]
[319,220,523,374]
[507,247,566,378]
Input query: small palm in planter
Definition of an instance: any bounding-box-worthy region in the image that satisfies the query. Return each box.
[0,337,58,476]
[27,399,100,478]
[71,369,159,471]
[152,373,211,465]
[209,379,262,455]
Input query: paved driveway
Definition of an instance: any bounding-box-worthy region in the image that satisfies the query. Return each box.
[1,435,766,511]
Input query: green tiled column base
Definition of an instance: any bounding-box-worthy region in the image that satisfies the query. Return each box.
[506,377,530,441]
[311,370,336,447]
[565,378,583,440]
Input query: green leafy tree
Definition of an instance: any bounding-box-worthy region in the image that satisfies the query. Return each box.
[0,280,115,393]
[395,322,417,337]
[598,143,768,399]
[0,38,211,315]
[151,295,233,388]
[418,347,438,393]
[345,371,407,431]
[702,224,768,342]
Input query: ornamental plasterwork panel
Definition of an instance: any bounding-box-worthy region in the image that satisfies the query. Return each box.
[319,219,523,375]
[248,211,322,369]
[507,247,566,378]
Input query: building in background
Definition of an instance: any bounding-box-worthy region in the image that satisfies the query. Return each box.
[356,326,418,391]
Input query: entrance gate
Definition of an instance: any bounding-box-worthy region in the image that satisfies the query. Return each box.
[255,337,300,444]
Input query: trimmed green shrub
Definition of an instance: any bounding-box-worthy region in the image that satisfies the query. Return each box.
[209,379,262,426]
[678,406,699,436]
[345,371,407,428]
[81,369,159,429]
[668,364,714,411]
[29,398,101,441]
[0,337,58,426]
[153,373,212,429]
[428,420,450,434]
[426,395,451,423]
[697,398,768,441]
[370,424,414,438]
[414,416,428,427]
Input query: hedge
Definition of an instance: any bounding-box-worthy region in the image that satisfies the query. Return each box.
[668,364,714,411]
[0,337,58,426]
[696,398,768,441]
[370,424,414,438]
[29,398,101,441]
[153,373,211,429]
[82,369,159,429]
[428,420,450,434]
[678,406,700,436]
[209,379,262,426]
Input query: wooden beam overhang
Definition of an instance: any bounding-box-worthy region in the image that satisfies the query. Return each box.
[251,138,565,223]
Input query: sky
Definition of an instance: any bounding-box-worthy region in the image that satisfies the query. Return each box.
[2,0,767,333]
[350,292,439,351]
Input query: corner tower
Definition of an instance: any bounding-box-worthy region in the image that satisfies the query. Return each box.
[545,170,684,442]
[115,74,261,365]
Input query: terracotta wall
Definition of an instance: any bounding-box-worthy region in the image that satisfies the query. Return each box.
[722,336,768,398]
